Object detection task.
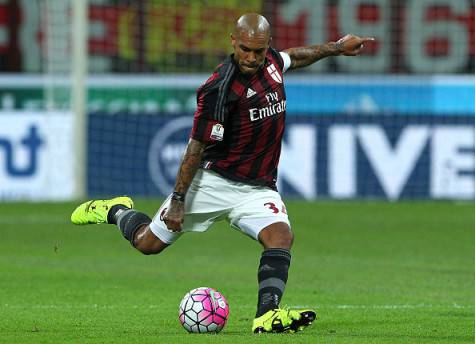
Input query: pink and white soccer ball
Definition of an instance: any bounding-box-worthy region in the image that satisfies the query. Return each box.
[178,287,229,333]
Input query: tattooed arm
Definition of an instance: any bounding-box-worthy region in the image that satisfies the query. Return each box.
[283,34,375,70]
[163,138,206,231]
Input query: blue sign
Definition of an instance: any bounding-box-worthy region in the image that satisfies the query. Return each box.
[88,113,475,200]
[0,125,43,177]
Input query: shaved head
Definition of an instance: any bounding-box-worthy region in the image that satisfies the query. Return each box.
[231,14,271,75]
[234,13,270,40]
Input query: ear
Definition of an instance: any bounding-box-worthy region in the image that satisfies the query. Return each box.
[230,33,236,46]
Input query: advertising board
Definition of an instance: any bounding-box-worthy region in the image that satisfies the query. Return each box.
[0,111,74,200]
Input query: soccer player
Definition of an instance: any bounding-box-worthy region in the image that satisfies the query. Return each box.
[71,13,373,333]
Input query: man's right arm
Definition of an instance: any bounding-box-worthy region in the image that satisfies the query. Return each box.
[163,138,206,231]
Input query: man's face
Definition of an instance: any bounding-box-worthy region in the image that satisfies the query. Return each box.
[231,32,270,75]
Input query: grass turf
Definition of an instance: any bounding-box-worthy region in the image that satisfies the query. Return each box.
[1,200,474,343]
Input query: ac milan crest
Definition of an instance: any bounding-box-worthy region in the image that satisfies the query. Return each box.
[266,63,282,83]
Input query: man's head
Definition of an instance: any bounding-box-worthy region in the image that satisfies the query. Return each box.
[231,13,271,75]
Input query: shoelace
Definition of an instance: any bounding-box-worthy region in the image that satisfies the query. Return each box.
[84,200,94,213]
[272,308,299,326]
[279,306,300,320]
[84,200,107,220]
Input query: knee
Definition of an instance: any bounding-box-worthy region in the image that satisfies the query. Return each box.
[259,223,294,250]
[133,225,168,255]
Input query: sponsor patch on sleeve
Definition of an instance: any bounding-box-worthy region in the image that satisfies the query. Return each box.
[210,123,224,141]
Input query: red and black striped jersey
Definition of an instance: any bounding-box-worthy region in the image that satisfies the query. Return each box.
[191,47,288,190]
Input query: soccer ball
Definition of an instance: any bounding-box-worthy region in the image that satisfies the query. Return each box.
[178,287,229,333]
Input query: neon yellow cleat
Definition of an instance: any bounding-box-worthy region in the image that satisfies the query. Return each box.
[70,196,133,225]
[252,308,316,333]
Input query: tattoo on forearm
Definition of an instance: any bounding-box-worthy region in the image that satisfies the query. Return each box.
[284,42,340,70]
[174,139,206,194]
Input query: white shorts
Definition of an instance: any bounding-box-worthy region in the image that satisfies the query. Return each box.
[149,169,291,244]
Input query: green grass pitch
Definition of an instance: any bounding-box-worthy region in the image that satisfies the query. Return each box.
[1,200,474,343]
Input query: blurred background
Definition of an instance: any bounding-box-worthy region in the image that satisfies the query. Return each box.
[1,0,475,202]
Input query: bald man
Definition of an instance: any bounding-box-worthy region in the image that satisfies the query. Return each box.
[71,13,374,333]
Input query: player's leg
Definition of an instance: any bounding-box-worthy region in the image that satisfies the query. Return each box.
[254,222,315,333]
[231,196,294,317]
[70,196,170,254]
[237,218,316,333]
[71,170,229,255]
[108,205,169,255]
[258,221,293,249]
[249,221,297,326]
[230,190,316,333]
[255,222,293,314]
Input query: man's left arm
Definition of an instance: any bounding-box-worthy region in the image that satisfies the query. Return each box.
[283,34,375,70]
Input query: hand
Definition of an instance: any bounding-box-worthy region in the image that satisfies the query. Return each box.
[163,200,185,232]
[336,34,375,56]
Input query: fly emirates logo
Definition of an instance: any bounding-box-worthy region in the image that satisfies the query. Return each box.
[249,91,286,122]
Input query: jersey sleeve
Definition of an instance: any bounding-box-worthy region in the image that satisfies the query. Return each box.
[190,72,225,143]
[279,52,291,73]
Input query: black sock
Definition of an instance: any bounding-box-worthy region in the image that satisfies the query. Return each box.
[107,205,128,224]
[108,206,151,245]
[255,248,291,317]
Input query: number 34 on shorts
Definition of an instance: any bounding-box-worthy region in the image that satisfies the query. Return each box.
[263,202,287,215]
